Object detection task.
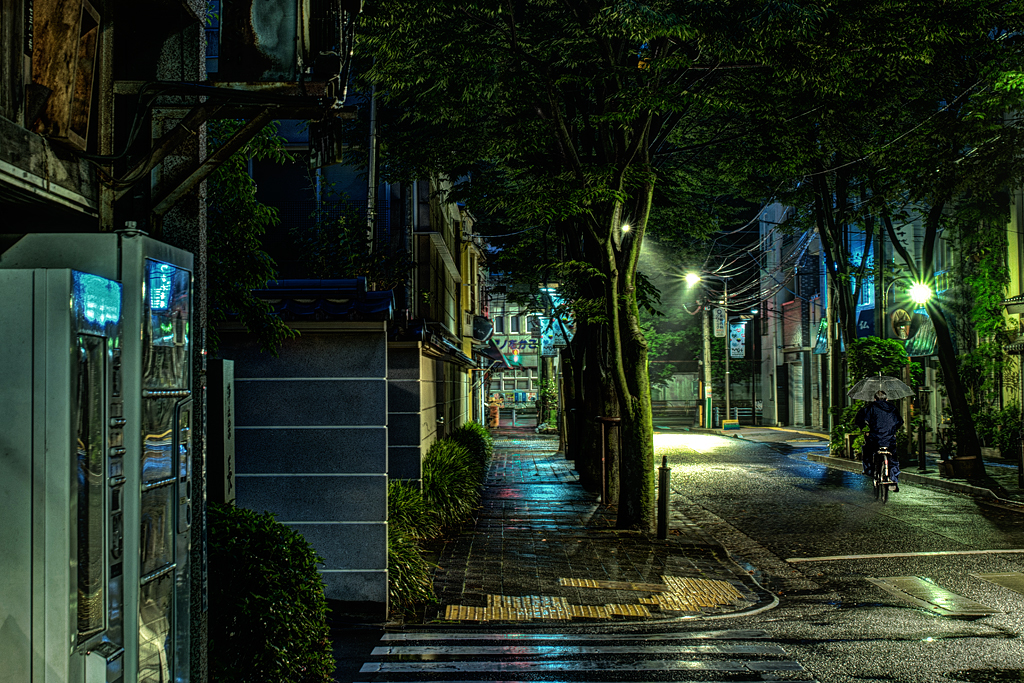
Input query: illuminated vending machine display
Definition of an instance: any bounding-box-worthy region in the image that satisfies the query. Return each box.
[138,258,192,683]
[0,269,126,682]
[0,232,194,683]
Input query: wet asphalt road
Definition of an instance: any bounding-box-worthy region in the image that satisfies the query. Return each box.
[657,431,1024,683]
[334,432,1024,683]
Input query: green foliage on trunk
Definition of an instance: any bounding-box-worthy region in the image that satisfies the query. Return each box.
[206,119,297,355]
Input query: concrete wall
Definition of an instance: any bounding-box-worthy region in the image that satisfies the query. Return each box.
[387,342,439,482]
[219,322,389,620]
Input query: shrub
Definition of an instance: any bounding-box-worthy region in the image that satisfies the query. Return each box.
[388,479,441,541]
[422,438,480,528]
[207,503,334,683]
[387,526,437,613]
[447,421,494,480]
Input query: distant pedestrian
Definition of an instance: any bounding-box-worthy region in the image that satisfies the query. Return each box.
[855,390,904,490]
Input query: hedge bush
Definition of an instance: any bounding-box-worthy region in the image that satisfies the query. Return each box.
[207,503,334,683]
[447,421,494,480]
[422,438,480,528]
[388,426,493,614]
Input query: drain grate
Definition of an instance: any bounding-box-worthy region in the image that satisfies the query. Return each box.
[867,576,999,617]
[972,571,1024,596]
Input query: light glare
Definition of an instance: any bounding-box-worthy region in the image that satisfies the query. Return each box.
[909,282,933,304]
[685,272,701,285]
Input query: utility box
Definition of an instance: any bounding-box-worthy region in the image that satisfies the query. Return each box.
[209,0,363,83]
[0,269,124,683]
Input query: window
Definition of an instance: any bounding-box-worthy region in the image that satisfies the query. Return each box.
[504,381,516,391]
[205,0,221,73]
[517,380,529,390]
[493,316,504,334]
[510,316,521,333]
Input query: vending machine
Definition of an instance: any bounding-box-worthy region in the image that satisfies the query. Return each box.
[0,232,194,683]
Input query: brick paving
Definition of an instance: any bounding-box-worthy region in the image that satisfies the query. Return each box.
[417,425,774,625]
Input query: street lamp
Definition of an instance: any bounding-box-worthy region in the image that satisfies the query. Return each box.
[687,272,731,428]
[883,278,934,338]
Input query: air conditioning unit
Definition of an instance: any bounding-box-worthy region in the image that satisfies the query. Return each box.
[209,0,362,84]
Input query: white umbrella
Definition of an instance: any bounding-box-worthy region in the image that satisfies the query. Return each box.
[847,374,914,401]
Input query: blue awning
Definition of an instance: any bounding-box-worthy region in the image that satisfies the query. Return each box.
[904,310,936,357]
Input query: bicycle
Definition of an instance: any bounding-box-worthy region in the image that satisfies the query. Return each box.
[872,446,897,503]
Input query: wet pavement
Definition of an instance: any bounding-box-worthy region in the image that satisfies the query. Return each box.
[407,422,777,626]
[713,424,1024,511]
[388,419,1024,627]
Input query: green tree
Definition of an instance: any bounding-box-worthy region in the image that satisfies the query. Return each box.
[358,1,774,529]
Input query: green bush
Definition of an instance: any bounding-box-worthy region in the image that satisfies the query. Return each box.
[387,480,439,613]
[387,526,437,613]
[974,404,1023,454]
[388,479,441,541]
[207,503,334,683]
[447,421,494,480]
[387,429,493,614]
[422,438,480,528]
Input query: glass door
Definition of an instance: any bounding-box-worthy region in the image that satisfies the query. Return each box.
[138,259,191,683]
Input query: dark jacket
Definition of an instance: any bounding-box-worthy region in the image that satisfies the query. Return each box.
[855,399,904,447]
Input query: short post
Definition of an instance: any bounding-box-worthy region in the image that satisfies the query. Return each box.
[512,407,516,427]
[597,417,607,503]
[657,455,670,540]
[918,386,931,473]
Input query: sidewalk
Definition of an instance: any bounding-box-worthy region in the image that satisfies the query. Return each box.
[718,424,1024,511]
[412,421,777,626]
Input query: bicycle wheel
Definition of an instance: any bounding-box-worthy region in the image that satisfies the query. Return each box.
[878,452,890,504]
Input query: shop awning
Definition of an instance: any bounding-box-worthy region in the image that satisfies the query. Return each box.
[476,338,511,370]
[904,310,936,357]
[812,318,828,354]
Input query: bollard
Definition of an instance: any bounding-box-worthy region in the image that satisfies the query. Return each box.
[657,455,670,539]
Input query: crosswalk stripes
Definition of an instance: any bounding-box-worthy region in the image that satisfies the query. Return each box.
[356,628,817,682]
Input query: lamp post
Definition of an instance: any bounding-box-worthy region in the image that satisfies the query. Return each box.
[687,272,731,427]
[906,281,934,472]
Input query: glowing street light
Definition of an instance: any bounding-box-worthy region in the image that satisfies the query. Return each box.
[909,282,933,305]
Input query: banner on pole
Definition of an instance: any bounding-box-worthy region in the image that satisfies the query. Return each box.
[713,308,726,337]
[729,321,747,358]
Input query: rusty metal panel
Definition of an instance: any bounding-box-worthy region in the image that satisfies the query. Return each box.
[31,0,99,150]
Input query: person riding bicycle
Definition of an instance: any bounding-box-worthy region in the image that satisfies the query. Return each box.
[855,390,904,491]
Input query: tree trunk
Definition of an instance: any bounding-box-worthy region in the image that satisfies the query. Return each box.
[927,300,983,468]
[881,208,984,473]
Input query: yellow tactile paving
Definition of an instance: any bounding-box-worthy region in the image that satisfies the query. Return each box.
[441,574,746,622]
[559,578,669,592]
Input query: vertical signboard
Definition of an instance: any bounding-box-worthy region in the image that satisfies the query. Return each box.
[713,307,726,337]
[729,321,747,359]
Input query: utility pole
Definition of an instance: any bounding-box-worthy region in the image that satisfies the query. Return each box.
[703,303,712,429]
[724,278,731,422]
